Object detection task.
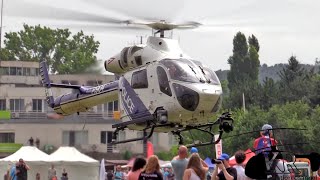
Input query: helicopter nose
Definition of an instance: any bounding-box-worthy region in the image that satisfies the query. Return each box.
[198,88,222,113]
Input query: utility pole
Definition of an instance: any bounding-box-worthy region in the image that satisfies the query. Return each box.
[0,0,3,52]
[143,130,147,158]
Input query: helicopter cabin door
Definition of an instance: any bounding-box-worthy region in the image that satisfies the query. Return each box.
[129,65,158,114]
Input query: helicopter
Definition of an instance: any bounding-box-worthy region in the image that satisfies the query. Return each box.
[40,20,234,146]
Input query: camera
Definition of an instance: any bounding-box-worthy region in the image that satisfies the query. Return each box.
[211,159,222,164]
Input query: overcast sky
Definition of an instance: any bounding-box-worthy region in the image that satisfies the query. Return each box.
[2,0,320,71]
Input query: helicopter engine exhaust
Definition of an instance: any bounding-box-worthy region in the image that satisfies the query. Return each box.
[105,45,144,74]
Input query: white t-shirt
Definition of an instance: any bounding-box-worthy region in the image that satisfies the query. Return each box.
[265,160,291,179]
[233,164,251,180]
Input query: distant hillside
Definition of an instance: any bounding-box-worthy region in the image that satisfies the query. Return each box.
[215,63,318,83]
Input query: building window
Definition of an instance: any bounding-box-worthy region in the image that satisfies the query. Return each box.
[87,80,103,86]
[117,131,126,141]
[16,67,23,76]
[0,99,6,110]
[97,104,103,113]
[62,131,88,146]
[9,99,25,112]
[114,101,118,111]
[69,80,78,85]
[9,67,16,75]
[100,131,113,144]
[151,132,159,145]
[32,99,43,112]
[103,101,119,116]
[169,133,178,145]
[0,67,9,75]
[23,68,30,76]
[137,132,144,144]
[61,80,79,85]
[131,69,148,89]
[30,68,39,76]
[0,133,15,143]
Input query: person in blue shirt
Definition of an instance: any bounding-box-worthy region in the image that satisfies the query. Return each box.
[10,162,18,180]
[163,168,169,180]
[114,165,124,180]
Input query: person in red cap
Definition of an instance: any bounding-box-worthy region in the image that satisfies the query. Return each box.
[211,153,237,180]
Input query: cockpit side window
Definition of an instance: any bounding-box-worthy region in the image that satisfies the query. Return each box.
[157,66,172,96]
[131,69,148,89]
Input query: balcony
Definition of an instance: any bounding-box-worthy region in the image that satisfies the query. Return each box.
[0,143,23,153]
[0,110,118,124]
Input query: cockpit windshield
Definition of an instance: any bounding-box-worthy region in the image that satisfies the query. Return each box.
[160,59,205,83]
[202,67,220,85]
[191,60,221,85]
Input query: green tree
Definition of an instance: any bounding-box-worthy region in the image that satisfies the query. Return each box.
[0,24,100,74]
[123,150,132,160]
[278,56,304,84]
[156,145,179,160]
[258,77,278,110]
[278,56,310,103]
[226,32,260,109]
[248,34,260,52]
[221,101,317,156]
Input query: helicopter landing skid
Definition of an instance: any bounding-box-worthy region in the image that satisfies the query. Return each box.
[110,122,172,144]
[173,112,234,148]
[172,124,223,148]
[110,112,234,147]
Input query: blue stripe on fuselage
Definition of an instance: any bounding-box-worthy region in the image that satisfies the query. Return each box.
[119,77,152,120]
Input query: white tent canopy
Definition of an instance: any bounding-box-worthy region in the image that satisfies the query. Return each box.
[48,147,99,180]
[0,146,100,180]
[48,146,99,166]
[0,146,50,163]
[0,146,51,180]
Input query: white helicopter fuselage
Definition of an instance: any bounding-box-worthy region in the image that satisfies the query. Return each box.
[39,21,230,144]
[105,36,223,132]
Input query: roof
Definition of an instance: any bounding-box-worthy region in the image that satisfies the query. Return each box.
[105,159,129,166]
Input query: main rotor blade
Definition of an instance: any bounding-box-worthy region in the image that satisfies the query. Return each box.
[223,128,308,139]
[31,21,151,34]
[5,0,127,24]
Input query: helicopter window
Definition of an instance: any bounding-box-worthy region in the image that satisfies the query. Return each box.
[131,69,148,89]
[202,67,220,85]
[120,47,129,67]
[160,59,200,83]
[191,60,220,85]
[130,46,143,55]
[135,56,142,66]
[172,83,199,111]
[157,67,172,96]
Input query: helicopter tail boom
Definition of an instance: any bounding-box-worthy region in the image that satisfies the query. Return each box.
[40,61,119,116]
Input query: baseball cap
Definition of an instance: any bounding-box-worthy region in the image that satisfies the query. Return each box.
[218,153,230,161]
[190,147,198,154]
